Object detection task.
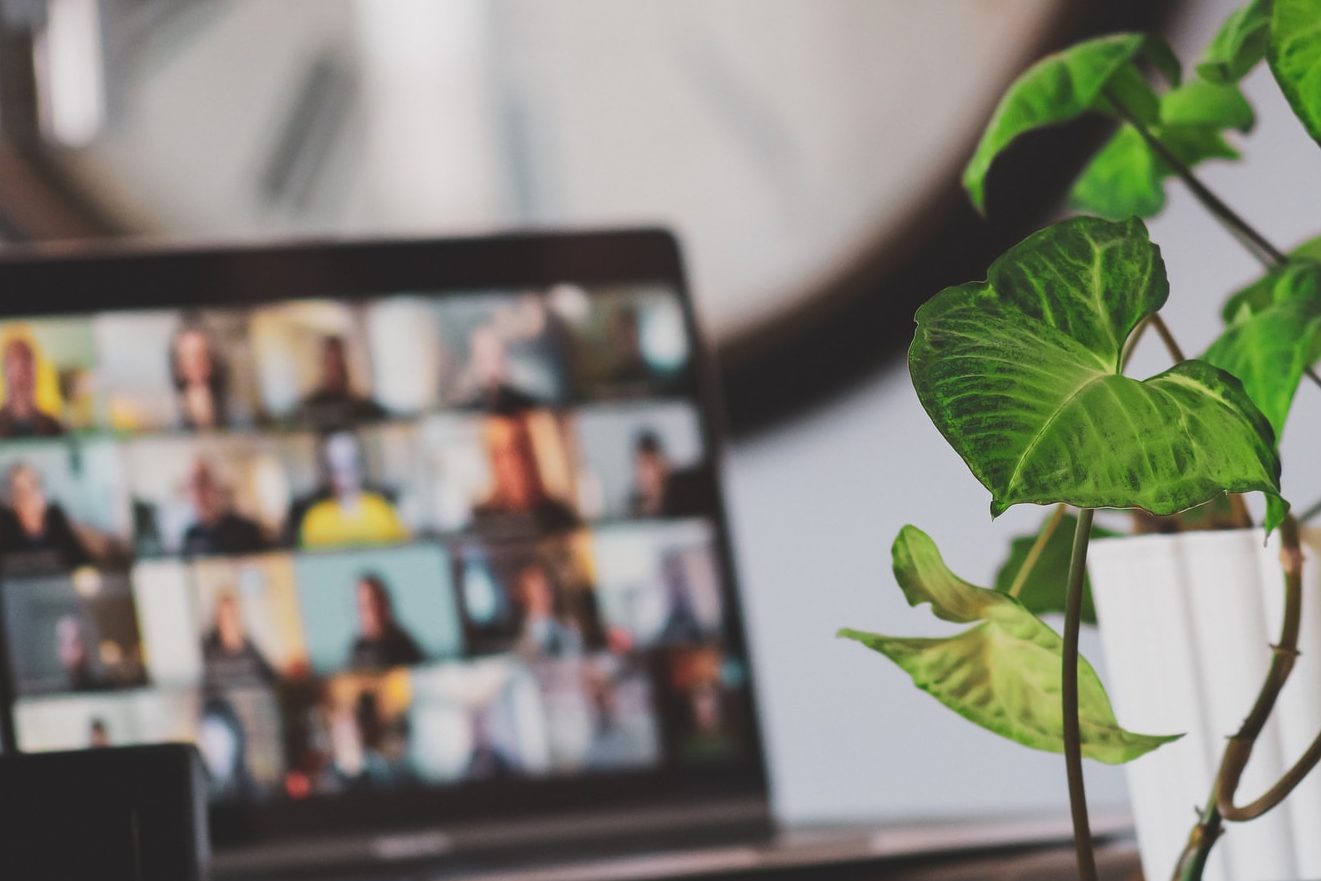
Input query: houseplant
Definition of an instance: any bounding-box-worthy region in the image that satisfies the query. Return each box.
[840,2,1321,879]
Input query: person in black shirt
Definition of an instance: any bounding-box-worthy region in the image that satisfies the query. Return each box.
[181,458,269,556]
[0,463,92,571]
[348,574,424,669]
[0,337,64,437]
[201,592,277,685]
[295,336,386,426]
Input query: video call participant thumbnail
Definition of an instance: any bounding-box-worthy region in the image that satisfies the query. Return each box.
[627,430,716,519]
[299,431,408,549]
[288,669,414,793]
[188,554,309,690]
[202,592,279,686]
[472,413,580,538]
[0,336,64,437]
[536,655,660,773]
[349,574,425,669]
[197,687,285,803]
[2,570,147,695]
[655,648,749,765]
[183,458,271,556]
[408,659,551,783]
[296,336,387,427]
[170,320,232,430]
[456,537,603,660]
[0,462,93,571]
[295,544,462,676]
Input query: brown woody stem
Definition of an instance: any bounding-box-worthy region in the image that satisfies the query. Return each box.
[1171,516,1305,878]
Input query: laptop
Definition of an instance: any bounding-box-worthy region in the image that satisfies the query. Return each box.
[0,230,1119,879]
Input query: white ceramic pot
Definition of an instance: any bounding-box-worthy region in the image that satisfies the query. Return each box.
[1089,528,1321,881]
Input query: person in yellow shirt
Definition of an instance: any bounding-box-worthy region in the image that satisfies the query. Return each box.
[300,431,408,549]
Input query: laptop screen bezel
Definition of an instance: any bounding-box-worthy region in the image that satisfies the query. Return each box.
[0,228,771,849]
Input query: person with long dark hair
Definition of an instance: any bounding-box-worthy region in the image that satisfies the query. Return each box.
[348,574,424,669]
[169,320,230,430]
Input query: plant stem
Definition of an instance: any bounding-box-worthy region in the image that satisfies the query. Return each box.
[1063,508,1099,881]
[1120,316,1150,370]
[1307,366,1321,393]
[1149,314,1187,362]
[1170,515,1304,878]
[1008,504,1067,598]
[1105,92,1286,269]
[1298,496,1321,524]
[1172,791,1222,881]
[1216,515,1308,821]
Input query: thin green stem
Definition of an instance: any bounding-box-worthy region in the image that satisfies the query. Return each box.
[1171,516,1304,878]
[1008,504,1066,598]
[1105,90,1286,269]
[1063,508,1098,881]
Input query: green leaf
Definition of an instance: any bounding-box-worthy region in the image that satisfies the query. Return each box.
[1269,0,1321,143]
[1205,261,1321,438]
[910,216,1284,525]
[1198,0,1272,84]
[964,34,1171,213]
[1069,126,1166,218]
[1161,78,1255,131]
[1293,233,1321,262]
[840,526,1180,764]
[1069,123,1238,219]
[994,512,1117,623]
[1070,77,1248,221]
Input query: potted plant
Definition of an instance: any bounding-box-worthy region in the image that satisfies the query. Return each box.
[839,2,1321,880]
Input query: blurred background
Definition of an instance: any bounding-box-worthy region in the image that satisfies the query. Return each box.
[0,0,1317,827]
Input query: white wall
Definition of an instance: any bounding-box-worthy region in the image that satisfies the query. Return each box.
[724,0,1321,824]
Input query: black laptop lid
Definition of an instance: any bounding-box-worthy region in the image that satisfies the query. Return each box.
[0,230,769,862]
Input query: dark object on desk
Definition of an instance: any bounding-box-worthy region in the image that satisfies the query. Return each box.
[0,744,209,881]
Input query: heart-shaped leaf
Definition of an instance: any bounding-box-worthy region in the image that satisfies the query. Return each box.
[964,34,1176,213]
[1069,122,1238,219]
[1069,127,1166,219]
[1199,0,1272,84]
[1205,260,1321,438]
[841,525,1181,764]
[1270,0,1321,144]
[994,511,1117,622]
[910,217,1284,524]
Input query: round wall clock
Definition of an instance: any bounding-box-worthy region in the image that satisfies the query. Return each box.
[0,0,1178,432]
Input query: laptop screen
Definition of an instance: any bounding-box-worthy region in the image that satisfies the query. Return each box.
[0,233,764,848]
